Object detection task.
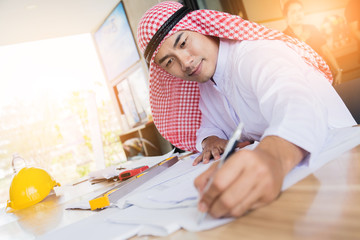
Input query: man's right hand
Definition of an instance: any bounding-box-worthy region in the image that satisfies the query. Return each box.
[193,136,253,166]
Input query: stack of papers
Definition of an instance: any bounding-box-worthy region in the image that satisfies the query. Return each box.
[88,148,176,183]
[63,149,176,210]
[40,126,360,240]
[117,155,205,209]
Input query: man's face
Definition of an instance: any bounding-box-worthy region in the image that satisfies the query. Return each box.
[286,3,304,26]
[154,30,219,83]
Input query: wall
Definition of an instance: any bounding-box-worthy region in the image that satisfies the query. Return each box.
[242,0,359,82]
[243,0,349,23]
[121,0,164,91]
[123,0,160,40]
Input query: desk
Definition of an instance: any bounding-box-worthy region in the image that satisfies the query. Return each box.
[165,145,360,240]
[1,145,359,239]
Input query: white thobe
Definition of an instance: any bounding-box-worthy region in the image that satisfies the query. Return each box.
[196,39,356,161]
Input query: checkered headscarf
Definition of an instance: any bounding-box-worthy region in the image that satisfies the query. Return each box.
[137,1,332,152]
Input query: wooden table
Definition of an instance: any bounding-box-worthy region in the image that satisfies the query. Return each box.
[165,145,360,240]
[1,145,359,240]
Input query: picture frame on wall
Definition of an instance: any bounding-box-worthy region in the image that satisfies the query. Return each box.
[93,1,140,82]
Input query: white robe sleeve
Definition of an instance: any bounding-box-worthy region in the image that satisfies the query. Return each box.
[195,82,229,152]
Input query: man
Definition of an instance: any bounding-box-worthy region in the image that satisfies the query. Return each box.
[137,1,355,218]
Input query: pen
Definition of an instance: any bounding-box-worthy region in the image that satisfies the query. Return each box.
[197,122,244,224]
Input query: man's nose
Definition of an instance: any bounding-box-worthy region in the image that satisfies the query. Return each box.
[179,52,193,72]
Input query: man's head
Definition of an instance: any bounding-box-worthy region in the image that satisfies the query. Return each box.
[137,1,191,65]
[137,1,222,83]
[137,1,219,83]
[154,30,219,83]
[283,0,304,26]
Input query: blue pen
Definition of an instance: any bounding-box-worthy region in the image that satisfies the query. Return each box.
[197,122,244,224]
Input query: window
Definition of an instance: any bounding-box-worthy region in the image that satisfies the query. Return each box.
[0,34,126,206]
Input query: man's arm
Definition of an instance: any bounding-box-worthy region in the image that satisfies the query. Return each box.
[194,81,253,165]
[194,135,306,218]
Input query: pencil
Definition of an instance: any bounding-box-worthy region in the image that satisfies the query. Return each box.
[197,122,244,224]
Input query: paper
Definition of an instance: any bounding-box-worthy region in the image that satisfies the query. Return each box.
[88,165,122,180]
[107,155,233,235]
[65,148,176,210]
[88,148,176,181]
[118,155,207,209]
[108,126,360,236]
[37,208,141,240]
[107,205,233,236]
[282,126,360,190]
[117,148,176,170]
[42,127,360,239]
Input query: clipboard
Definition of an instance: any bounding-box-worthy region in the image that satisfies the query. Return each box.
[89,156,179,210]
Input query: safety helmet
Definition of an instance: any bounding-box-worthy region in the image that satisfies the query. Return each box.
[6,154,60,211]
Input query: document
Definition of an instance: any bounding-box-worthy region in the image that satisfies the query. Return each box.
[282,126,360,190]
[64,149,176,210]
[40,126,360,240]
[88,148,176,181]
[108,126,360,236]
[37,208,141,240]
[117,155,207,209]
[107,205,233,236]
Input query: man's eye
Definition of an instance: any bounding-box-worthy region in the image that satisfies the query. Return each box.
[166,58,174,67]
[180,39,186,48]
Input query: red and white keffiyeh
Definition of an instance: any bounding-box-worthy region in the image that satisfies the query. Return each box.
[137,1,332,152]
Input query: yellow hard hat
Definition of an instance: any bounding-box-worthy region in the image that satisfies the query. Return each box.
[6,154,60,211]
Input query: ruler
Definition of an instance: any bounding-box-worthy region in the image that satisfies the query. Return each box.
[89,156,179,210]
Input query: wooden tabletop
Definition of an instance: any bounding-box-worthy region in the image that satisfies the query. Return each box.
[161,145,360,240]
[1,144,359,240]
